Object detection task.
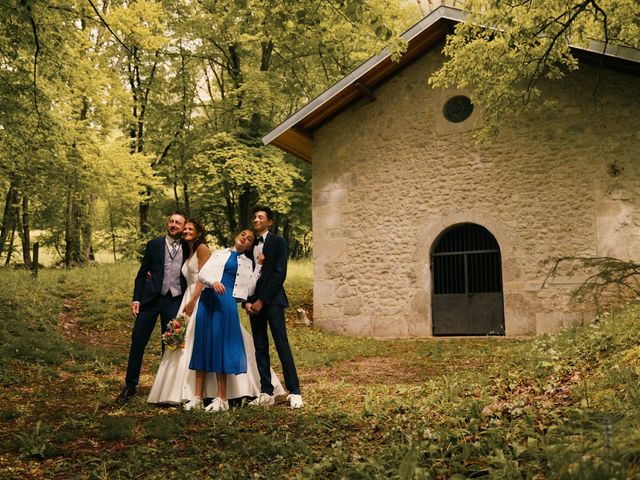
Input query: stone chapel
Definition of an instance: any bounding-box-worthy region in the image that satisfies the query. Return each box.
[263,5,640,337]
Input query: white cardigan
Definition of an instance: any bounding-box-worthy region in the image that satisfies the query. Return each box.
[197,248,261,301]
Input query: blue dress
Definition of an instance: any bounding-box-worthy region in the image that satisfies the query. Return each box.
[189,251,247,374]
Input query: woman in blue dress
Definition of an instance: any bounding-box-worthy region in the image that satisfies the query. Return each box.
[187,229,264,412]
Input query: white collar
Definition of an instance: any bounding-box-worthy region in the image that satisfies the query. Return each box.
[165,236,180,247]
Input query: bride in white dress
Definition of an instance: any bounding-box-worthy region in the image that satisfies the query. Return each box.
[147,219,285,405]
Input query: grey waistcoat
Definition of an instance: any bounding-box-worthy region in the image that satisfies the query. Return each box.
[161,240,183,297]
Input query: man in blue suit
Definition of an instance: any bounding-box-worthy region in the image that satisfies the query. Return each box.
[116,211,188,405]
[245,206,303,409]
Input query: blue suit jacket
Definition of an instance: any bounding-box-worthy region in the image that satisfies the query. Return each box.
[132,237,188,306]
[248,232,289,307]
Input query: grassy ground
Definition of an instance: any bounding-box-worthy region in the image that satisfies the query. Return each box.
[1,262,639,479]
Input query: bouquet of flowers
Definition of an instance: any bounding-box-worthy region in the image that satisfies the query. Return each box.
[163,314,189,350]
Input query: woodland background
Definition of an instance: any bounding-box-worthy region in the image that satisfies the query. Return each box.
[1,0,637,267]
[0,0,420,267]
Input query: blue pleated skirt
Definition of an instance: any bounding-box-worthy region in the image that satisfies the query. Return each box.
[189,253,247,374]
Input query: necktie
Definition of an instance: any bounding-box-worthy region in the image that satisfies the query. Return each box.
[254,236,263,246]
[170,241,179,259]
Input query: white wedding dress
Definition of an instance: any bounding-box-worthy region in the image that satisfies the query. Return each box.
[147,253,285,404]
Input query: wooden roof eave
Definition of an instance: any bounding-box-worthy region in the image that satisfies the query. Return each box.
[270,127,312,163]
[262,6,466,163]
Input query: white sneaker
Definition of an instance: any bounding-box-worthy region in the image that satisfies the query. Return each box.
[287,394,304,409]
[183,398,203,411]
[205,397,229,412]
[249,392,275,406]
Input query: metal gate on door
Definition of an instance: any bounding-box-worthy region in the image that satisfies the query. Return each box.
[431,224,505,336]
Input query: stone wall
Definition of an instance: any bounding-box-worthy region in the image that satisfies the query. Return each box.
[311,44,640,338]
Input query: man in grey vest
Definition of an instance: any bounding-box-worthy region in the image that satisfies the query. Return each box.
[116,211,188,405]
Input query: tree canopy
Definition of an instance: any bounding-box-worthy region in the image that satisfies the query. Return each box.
[430,0,640,140]
[0,0,417,265]
[4,0,635,265]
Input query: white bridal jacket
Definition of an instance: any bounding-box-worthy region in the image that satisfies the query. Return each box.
[197,248,261,301]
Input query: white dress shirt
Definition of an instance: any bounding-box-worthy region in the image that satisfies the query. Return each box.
[252,231,268,259]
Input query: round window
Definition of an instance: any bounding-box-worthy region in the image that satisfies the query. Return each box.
[442,95,474,123]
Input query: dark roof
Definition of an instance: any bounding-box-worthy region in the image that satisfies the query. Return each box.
[263,5,640,162]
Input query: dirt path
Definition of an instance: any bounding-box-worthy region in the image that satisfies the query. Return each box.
[302,356,430,387]
[57,294,106,348]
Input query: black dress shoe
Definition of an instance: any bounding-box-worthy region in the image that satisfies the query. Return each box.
[115,386,136,405]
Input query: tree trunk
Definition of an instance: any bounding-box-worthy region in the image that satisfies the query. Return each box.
[183,180,190,217]
[282,217,291,247]
[82,193,97,261]
[290,241,300,260]
[173,177,180,210]
[127,48,159,235]
[228,44,242,105]
[108,199,117,262]
[4,223,15,266]
[65,189,73,267]
[224,187,237,235]
[139,187,151,234]
[17,194,32,267]
[238,188,252,230]
[0,184,18,259]
[65,189,83,267]
[73,195,84,264]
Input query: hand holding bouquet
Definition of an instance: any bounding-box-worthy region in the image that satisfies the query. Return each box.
[163,314,188,350]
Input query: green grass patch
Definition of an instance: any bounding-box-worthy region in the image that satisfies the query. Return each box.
[285,256,313,321]
[1,262,640,478]
[100,416,136,442]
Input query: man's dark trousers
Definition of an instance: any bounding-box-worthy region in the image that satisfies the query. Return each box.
[250,304,300,395]
[124,294,182,389]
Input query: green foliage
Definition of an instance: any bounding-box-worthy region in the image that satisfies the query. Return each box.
[0,0,419,266]
[187,132,302,244]
[543,256,640,313]
[0,269,70,368]
[244,433,310,461]
[100,416,136,442]
[143,414,183,440]
[52,420,85,444]
[284,257,313,318]
[430,0,640,140]
[93,140,159,258]
[0,409,20,422]
[16,421,50,459]
[0,0,135,265]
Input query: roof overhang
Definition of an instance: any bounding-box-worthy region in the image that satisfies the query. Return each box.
[263,5,640,163]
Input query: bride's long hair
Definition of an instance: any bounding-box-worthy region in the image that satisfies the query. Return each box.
[185,218,207,255]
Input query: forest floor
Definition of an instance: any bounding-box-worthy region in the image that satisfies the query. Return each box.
[1,263,639,479]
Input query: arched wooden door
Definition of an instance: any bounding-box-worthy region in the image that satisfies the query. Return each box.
[431,224,505,336]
